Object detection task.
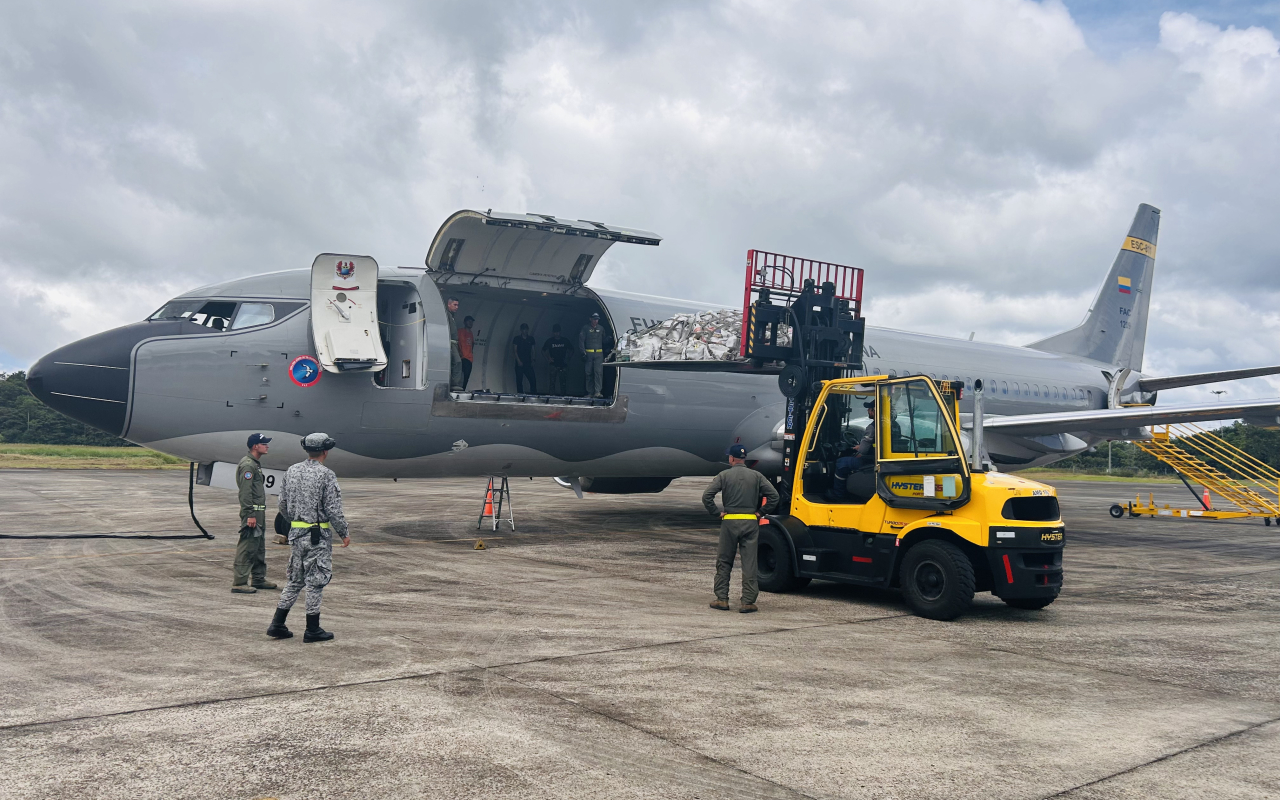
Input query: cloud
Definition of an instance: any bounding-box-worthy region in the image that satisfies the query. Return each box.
[1,0,1278,396]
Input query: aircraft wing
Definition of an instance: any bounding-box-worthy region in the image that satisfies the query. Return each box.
[981,397,1280,435]
[1138,365,1280,392]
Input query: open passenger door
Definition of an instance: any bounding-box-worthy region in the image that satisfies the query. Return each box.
[311,253,387,373]
[425,210,661,292]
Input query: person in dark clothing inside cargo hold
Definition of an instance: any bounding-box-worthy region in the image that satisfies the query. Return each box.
[513,323,537,394]
[542,324,572,395]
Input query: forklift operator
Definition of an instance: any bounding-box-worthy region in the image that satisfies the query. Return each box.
[852,401,877,470]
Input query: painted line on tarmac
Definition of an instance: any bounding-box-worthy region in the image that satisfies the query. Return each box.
[0,539,494,562]
[492,667,818,800]
[0,614,910,733]
[1042,716,1280,799]
[980,643,1278,703]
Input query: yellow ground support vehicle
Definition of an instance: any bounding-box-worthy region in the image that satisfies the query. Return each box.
[758,375,1066,620]
[740,252,1063,620]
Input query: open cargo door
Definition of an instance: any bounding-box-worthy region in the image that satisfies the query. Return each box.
[425,210,660,292]
[311,253,387,373]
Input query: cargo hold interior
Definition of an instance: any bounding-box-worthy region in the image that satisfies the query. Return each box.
[434,283,618,401]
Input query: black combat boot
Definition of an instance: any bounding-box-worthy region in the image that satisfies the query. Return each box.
[266,607,293,639]
[303,613,334,643]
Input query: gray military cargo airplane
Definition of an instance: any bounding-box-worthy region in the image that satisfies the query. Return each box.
[26,204,1280,493]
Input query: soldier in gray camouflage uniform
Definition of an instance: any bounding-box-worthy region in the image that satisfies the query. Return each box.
[266,433,350,643]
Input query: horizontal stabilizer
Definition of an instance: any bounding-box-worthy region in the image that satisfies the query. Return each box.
[982,397,1280,436]
[1138,365,1280,393]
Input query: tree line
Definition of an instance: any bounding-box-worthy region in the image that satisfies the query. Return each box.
[0,372,134,446]
[1047,421,1280,476]
[5,367,1280,470]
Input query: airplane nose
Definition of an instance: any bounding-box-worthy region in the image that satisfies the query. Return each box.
[27,325,143,437]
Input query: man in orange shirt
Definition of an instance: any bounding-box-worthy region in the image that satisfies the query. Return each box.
[458,315,476,389]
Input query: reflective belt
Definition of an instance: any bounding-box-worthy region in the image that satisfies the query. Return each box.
[252,505,266,510]
[585,349,602,353]
[290,521,330,528]
[723,514,757,520]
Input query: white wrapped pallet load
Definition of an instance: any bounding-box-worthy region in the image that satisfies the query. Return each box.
[613,308,783,363]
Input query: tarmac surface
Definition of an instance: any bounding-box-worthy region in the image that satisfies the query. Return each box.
[0,469,1277,799]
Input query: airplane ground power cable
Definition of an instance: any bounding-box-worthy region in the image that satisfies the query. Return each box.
[0,463,217,541]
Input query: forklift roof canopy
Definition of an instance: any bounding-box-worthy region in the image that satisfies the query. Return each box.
[425,210,661,291]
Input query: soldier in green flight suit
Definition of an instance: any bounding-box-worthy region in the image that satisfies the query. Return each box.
[579,312,607,398]
[232,433,277,593]
[702,444,780,613]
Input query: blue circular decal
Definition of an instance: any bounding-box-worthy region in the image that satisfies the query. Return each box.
[289,355,322,387]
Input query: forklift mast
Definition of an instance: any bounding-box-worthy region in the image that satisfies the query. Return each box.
[740,250,866,503]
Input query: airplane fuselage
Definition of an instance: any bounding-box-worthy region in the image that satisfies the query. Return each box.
[28,265,1122,477]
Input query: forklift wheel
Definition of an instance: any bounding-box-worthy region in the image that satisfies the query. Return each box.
[899,540,975,621]
[1266,517,1272,527]
[1003,596,1056,610]
[1109,504,1125,519]
[757,525,810,593]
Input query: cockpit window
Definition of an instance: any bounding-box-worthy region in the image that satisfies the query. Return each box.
[231,303,275,330]
[149,300,237,331]
[150,300,205,321]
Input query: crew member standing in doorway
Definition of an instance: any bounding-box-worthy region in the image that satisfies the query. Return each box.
[513,323,538,394]
[458,315,476,389]
[232,433,276,593]
[580,312,606,398]
[446,297,464,391]
[542,323,572,395]
[701,444,779,613]
[267,433,350,643]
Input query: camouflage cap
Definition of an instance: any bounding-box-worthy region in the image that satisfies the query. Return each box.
[301,432,336,452]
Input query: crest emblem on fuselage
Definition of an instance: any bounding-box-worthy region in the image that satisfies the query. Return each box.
[289,355,323,387]
[335,260,356,280]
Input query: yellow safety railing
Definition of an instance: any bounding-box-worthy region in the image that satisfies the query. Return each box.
[1133,424,1280,518]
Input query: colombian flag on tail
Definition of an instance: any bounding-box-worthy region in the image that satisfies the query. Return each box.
[1117,276,1132,294]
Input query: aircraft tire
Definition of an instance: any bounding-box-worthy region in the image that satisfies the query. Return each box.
[274,513,288,538]
[1109,504,1125,518]
[757,525,809,593]
[899,540,975,621]
[1002,596,1056,610]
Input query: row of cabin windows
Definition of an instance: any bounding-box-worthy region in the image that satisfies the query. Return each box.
[880,369,1094,405]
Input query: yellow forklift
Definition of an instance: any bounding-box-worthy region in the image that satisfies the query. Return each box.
[742,251,1065,619]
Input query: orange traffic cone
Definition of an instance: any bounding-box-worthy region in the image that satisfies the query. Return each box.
[1202,487,1212,509]
[483,487,494,517]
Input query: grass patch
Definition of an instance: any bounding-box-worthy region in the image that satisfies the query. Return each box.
[1018,469,1183,484]
[0,443,187,470]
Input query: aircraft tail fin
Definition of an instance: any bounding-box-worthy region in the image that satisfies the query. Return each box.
[1028,203,1160,370]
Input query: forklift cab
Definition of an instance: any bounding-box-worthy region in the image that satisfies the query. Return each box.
[795,376,970,524]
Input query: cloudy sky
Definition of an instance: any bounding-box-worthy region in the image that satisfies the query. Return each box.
[2,0,1278,404]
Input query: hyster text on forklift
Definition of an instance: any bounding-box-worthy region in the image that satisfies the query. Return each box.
[740,251,1065,620]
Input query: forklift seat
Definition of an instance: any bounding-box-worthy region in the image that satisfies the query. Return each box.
[846,470,876,504]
